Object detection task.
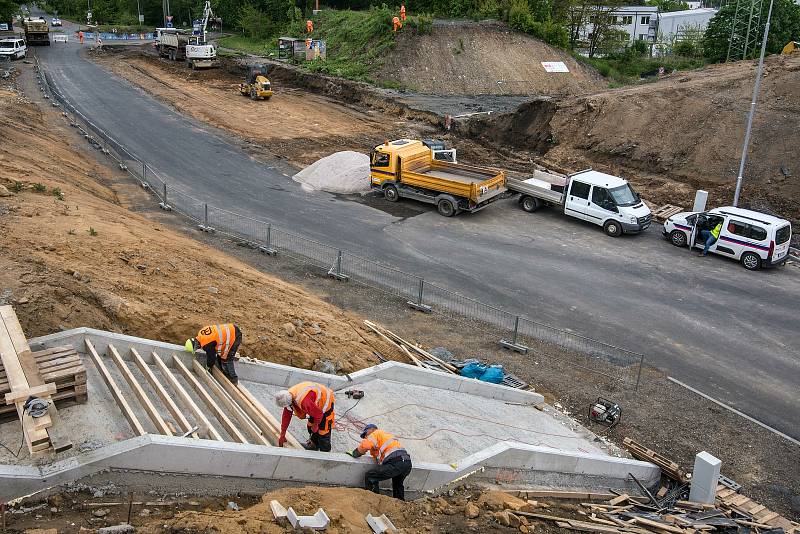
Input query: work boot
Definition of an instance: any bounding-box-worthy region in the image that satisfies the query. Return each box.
[302,440,318,451]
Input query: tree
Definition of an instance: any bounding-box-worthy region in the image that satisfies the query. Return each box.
[702,0,800,62]
[0,0,20,25]
[646,0,689,13]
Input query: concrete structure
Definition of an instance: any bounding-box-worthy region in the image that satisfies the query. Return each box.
[689,451,721,504]
[0,328,660,501]
[577,6,659,45]
[656,8,718,46]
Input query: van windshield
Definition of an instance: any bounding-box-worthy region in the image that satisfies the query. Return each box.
[609,184,638,207]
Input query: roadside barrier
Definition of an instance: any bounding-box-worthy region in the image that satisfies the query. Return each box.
[34,54,647,390]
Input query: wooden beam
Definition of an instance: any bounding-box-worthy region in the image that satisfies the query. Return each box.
[209,367,281,446]
[85,339,146,436]
[172,356,248,444]
[5,383,57,404]
[192,359,268,446]
[108,344,172,436]
[237,382,303,449]
[0,306,31,354]
[130,348,197,439]
[151,351,222,441]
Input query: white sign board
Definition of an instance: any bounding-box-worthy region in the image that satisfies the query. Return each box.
[541,61,570,73]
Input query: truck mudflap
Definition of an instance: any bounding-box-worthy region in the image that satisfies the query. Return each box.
[465,190,506,213]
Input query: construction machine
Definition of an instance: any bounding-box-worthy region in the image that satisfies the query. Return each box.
[239,65,273,100]
[782,41,798,54]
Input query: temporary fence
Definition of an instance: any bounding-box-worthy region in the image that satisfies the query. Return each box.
[34,55,647,390]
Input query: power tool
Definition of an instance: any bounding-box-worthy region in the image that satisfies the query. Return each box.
[588,397,621,428]
[345,389,364,400]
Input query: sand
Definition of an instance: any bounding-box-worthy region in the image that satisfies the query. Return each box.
[293,151,372,194]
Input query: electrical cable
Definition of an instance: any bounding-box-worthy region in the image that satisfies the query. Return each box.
[0,432,25,459]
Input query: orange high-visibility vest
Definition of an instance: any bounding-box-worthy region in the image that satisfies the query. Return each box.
[196,324,236,360]
[400,5,406,20]
[360,429,404,464]
[289,381,334,418]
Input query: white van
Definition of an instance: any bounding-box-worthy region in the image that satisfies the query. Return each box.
[0,38,26,60]
[663,206,792,270]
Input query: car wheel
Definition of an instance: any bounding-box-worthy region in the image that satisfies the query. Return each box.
[383,184,399,202]
[669,229,687,247]
[741,251,761,271]
[604,220,622,237]
[437,199,456,217]
[520,195,540,213]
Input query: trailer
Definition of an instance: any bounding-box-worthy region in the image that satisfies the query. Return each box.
[370,139,506,217]
[506,169,652,237]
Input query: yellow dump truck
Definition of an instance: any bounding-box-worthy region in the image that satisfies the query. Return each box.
[370,139,506,216]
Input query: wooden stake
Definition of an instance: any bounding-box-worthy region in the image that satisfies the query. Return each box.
[237,383,302,449]
[108,344,172,436]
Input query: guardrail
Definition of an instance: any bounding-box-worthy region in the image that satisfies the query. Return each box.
[32,53,647,390]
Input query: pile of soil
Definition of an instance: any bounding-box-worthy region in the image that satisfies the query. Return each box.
[380,21,604,96]
[293,151,371,194]
[0,72,398,373]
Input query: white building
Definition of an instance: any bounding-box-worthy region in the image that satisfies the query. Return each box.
[656,8,718,43]
[686,1,703,9]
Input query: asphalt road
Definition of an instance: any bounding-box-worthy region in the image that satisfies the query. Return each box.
[33,31,800,439]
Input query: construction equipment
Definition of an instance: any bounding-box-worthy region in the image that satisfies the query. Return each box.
[22,17,49,46]
[588,397,621,428]
[155,1,220,69]
[782,41,798,54]
[344,389,364,399]
[239,65,273,100]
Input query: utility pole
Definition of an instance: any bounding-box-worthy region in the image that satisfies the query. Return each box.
[732,0,774,206]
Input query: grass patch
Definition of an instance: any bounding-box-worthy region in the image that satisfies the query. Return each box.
[217,35,277,57]
[576,52,707,85]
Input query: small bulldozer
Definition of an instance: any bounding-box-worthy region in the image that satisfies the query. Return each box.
[239,65,272,100]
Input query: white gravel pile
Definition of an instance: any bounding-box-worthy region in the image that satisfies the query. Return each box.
[292,151,372,194]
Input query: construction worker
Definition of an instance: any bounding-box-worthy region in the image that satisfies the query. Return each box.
[78,30,84,44]
[275,382,334,452]
[185,323,241,385]
[699,220,723,257]
[400,3,406,21]
[347,424,412,501]
[306,19,313,33]
[392,16,402,32]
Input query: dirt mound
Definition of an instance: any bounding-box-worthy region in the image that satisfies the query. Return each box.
[458,98,557,154]
[379,21,604,96]
[0,74,401,373]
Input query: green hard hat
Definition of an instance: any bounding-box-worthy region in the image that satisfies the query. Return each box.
[185,339,195,353]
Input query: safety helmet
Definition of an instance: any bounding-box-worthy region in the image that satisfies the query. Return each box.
[275,390,293,408]
[185,339,197,353]
[360,423,377,439]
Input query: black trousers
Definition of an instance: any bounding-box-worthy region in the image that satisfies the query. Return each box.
[306,405,334,452]
[365,458,412,501]
[206,326,241,384]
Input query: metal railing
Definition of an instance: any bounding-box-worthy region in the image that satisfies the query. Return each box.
[34,56,646,390]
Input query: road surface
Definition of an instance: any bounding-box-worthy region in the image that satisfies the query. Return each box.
[33,29,800,440]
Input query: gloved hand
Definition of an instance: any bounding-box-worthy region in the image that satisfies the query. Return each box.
[278,436,286,447]
[345,450,355,457]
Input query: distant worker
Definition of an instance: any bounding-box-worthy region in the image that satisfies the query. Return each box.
[392,16,402,32]
[305,37,312,50]
[185,323,242,385]
[78,30,84,44]
[347,424,412,501]
[306,19,313,33]
[699,221,722,257]
[275,382,335,452]
[400,3,406,21]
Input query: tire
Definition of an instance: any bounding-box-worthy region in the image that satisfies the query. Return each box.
[741,251,761,271]
[669,229,687,247]
[603,220,622,237]
[437,199,456,217]
[383,184,399,202]
[250,88,258,100]
[520,195,540,213]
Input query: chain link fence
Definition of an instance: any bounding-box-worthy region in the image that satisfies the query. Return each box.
[35,56,646,390]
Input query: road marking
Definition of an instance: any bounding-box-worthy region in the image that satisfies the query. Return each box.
[667,376,800,447]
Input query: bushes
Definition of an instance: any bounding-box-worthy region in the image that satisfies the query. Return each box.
[506,0,568,47]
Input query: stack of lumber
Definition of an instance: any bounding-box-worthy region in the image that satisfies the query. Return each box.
[0,346,87,419]
[363,320,459,374]
[0,306,75,454]
[716,485,799,533]
[623,438,689,483]
[651,204,684,223]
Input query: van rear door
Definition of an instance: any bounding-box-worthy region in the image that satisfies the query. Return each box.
[773,224,792,262]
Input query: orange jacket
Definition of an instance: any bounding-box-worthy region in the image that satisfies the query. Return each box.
[196,324,236,360]
[289,381,334,419]
[358,429,405,464]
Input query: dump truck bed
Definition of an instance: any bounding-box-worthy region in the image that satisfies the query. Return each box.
[400,154,505,204]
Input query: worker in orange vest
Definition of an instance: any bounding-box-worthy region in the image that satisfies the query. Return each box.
[347,424,412,500]
[78,30,85,44]
[400,3,406,21]
[185,323,242,385]
[306,19,313,33]
[392,16,402,32]
[275,382,335,452]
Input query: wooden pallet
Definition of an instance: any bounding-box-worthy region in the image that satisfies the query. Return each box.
[716,485,799,534]
[651,204,684,223]
[622,437,688,483]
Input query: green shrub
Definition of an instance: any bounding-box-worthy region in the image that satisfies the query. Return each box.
[33,183,46,193]
[52,187,64,201]
[10,181,23,193]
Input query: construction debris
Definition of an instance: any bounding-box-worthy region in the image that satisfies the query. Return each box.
[366,512,398,533]
[286,506,330,530]
[623,437,689,483]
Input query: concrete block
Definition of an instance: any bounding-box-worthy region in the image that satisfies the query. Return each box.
[689,451,721,504]
[287,507,329,530]
[98,524,135,534]
[693,190,708,212]
[270,500,289,525]
[366,513,397,533]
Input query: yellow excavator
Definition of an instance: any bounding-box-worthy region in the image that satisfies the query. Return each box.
[239,65,273,100]
[782,41,799,54]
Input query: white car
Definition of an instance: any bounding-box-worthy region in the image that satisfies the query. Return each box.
[0,38,27,60]
[663,206,792,270]
[51,17,62,26]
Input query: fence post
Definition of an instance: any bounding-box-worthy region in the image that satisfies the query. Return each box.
[159,180,171,211]
[328,250,349,281]
[635,353,644,391]
[199,203,215,233]
[499,315,529,354]
[259,223,277,256]
[407,278,432,313]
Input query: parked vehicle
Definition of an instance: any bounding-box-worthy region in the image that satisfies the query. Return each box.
[663,206,792,270]
[0,38,26,59]
[370,139,506,216]
[21,17,49,46]
[506,169,652,237]
[51,17,62,27]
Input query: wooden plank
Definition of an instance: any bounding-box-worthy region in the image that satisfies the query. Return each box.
[44,402,74,453]
[172,356,247,444]
[607,494,629,506]
[108,344,172,436]
[152,351,222,441]
[209,367,280,446]
[0,306,32,354]
[130,348,197,439]
[237,383,303,449]
[85,339,146,436]
[631,517,686,534]
[193,359,267,446]
[5,383,57,404]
